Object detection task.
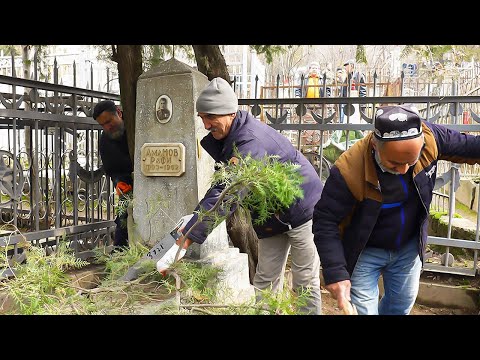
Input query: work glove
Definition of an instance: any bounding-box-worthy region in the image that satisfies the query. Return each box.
[116,181,133,196]
[156,243,187,275]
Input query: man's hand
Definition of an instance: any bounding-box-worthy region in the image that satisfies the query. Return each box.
[325,279,356,314]
[116,181,133,196]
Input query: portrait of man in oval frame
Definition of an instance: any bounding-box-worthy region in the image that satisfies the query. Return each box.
[156,95,172,123]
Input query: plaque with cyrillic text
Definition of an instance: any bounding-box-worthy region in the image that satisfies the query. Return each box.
[140,143,185,177]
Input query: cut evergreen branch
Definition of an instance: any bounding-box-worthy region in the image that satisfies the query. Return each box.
[93,241,151,281]
[175,151,304,262]
[170,261,221,304]
[0,224,28,276]
[0,239,311,314]
[0,241,91,314]
[255,285,311,315]
[115,191,134,229]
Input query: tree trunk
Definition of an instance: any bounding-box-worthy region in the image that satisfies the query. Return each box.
[111,45,143,165]
[227,206,259,284]
[192,45,230,82]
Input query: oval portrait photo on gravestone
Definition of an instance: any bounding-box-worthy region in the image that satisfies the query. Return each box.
[155,95,172,124]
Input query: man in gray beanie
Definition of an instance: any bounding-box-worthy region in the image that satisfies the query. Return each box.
[157,77,323,315]
[313,103,480,315]
[196,77,238,118]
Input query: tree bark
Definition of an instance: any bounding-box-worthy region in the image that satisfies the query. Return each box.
[112,45,143,165]
[227,206,259,284]
[192,45,230,82]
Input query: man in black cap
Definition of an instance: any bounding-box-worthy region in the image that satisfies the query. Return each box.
[93,100,133,248]
[312,104,480,315]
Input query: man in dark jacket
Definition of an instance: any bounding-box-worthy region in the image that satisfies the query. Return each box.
[157,77,323,314]
[93,100,134,248]
[313,104,480,315]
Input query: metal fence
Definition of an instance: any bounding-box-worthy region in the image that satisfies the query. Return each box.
[0,55,120,277]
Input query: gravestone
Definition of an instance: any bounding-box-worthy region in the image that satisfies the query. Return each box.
[133,58,253,303]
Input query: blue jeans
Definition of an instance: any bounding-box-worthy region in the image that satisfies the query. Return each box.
[350,239,422,315]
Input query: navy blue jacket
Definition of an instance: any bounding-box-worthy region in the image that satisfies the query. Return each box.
[313,121,480,285]
[183,110,323,244]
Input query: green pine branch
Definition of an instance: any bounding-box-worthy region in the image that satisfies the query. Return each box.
[175,150,304,262]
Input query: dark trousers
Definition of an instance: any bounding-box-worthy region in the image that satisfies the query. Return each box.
[114,211,129,247]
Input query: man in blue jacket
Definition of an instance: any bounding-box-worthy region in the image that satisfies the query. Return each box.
[313,104,480,315]
[157,77,323,314]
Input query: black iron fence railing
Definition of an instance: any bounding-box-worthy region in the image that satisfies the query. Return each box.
[0,56,120,278]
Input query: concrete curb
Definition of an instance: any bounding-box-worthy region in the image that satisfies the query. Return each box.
[416,281,479,311]
[377,277,479,312]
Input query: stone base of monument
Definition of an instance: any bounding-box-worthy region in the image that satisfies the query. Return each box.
[194,247,255,305]
[184,221,255,305]
[135,247,254,315]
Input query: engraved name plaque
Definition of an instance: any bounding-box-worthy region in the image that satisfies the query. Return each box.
[141,143,185,177]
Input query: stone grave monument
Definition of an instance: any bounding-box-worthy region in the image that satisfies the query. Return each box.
[132,58,253,304]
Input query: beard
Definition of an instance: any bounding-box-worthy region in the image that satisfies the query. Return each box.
[374,150,401,175]
[105,121,125,140]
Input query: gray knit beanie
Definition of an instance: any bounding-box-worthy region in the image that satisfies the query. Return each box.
[196,77,238,115]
